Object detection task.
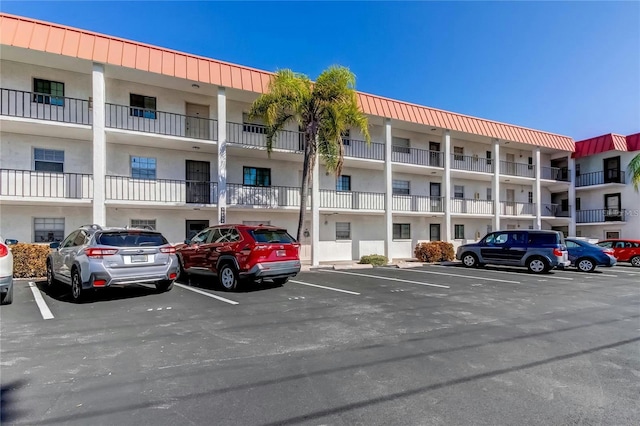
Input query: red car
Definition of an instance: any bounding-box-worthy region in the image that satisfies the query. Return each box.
[176,224,301,290]
[596,239,640,267]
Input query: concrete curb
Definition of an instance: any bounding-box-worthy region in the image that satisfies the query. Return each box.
[332,263,373,270]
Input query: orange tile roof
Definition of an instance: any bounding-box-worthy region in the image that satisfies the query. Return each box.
[0,13,575,151]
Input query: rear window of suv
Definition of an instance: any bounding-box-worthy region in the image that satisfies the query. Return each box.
[249,229,295,243]
[96,231,169,247]
[527,233,560,245]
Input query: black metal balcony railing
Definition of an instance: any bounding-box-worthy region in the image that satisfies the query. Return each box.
[575,171,626,187]
[0,88,91,125]
[226,122,304,152]
[576,209,626,223]
[392,147,443,168]
[392,195,444,213]
[451,154,493,173]
[227,183,302,207]
[500,201,535,216]
[450,198,494,215]
[500,161,535,178]
[541,166,570,182]
[105,176,218,204]
[542,204,571,217]
[105,104,218,141]
[319,190,385,210]
[343,139,385,161]
[0,169,93,199]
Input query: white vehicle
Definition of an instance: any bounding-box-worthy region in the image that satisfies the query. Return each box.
[0,236,14,305]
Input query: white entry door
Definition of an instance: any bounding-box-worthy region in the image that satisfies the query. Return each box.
[506,189,515,215]
[186,103,210,139]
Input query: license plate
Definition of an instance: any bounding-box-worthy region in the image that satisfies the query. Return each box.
[276,250,286,257]
[130,254,148,263]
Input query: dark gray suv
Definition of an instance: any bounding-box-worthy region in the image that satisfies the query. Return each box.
[47,225,179,301]
[456,230,570,273]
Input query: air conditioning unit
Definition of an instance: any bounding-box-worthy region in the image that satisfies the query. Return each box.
[473,154,479,161]
[474,192,480,200]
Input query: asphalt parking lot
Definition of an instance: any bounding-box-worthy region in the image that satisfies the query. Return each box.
[1,264,639,425]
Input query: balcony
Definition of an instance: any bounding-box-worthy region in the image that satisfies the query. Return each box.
[392,146,443,168]
[343,139,385,161]
[392,195,444,213]
[0,88,91,125]
[105,176,217,205]
[227,184,302,208]
[576,209,626,223]
[450,198,494,215]
[575,171,626,187]
[0,169,93,200]
[105,104,218,141]
[226,121,305,152]
[500,160,535,178]
[542,204,571,218]
[319,190,385,211]
[541,166,570,182]
[451,154,493,174]
[500,201,535,216]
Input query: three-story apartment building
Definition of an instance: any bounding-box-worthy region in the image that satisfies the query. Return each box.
[0,13,589,265]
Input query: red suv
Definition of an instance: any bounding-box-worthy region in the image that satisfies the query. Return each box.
[596,239,640,267]
[176,225,301,290]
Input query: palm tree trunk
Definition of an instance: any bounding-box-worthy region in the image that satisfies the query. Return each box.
[296,133,314,242]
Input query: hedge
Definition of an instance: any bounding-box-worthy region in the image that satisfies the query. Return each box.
[414,241,455,263]
[11,243,50,278]
[359,254,388,266]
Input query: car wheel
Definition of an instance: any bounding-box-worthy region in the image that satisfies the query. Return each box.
[630,255,640,267]
[527,257,549,274]
[177,257,189,283]
[1,283,12,305]
[46,260,57,288]
[71,269,85,302]
[272,277,288,286]
[218,263,239,291]
[461,253,478,268]
[156,280,174,292]
[576,257,596,273]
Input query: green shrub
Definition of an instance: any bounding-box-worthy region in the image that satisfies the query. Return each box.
[11,243,50,278]
[359,254,388,266]
[414,241,455,262]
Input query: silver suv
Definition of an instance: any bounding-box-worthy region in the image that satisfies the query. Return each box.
[47,224,178,302]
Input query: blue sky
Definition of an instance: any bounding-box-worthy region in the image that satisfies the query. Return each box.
[2,1,638,141]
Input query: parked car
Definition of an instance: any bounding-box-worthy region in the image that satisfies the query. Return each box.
[47,225,179,302]
[595,239,640,267]
[565,238,617,272]
[176,224,301,290]
[456,230,570,273]
[0,236,14,305]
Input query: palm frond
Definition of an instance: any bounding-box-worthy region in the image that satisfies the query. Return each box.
[628,152,640,191]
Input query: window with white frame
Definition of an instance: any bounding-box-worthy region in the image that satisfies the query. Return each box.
[34,217,64,242]
[454,185,464,199]
[34,148,64,172]
[129,94,157,119]
[243,166,271,186]
[392,180,410,195]
[131,156,156,179]
[336,175,351,191]
[454,146,464,161]
[335,222,351,240]
[528,191,533,204]
[392,136,410,154]
[131,219,156,230]
[243,113,266,134]
[393,223,411,239]
[454,224,465,239]
[33,78,64,106]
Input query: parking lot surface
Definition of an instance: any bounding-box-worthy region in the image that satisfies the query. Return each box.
[1,264,639,425]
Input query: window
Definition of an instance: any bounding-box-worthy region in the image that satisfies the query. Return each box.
[528,156,533,170]
[34,218,64,242]
[576,198,581,211]
[33,78,64,106]
[393,223,411,239]
[528,191,533,204]
[454,146,464,161]
[131,156,156,180]
[575,164,581,177]
[336,175,351,191]
[561,199,569,211]
[486,188,492,201]
[392,136,410,154]
[34,148,64,172]
[486,150,492,165]
[528,232,560,245]
[130,93,157,119]
[249,228,293,243]
[243,113,266,134]
[430,224,441,241]
[392,180,410,195]
[454,185,464,199]
[243,166,271,186]
[454,224,465,239]
[341,129,351,146]
[336,222,351,240]
[131,219,156,230]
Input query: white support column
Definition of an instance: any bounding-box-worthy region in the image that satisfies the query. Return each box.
[217,87,227,224]
[311,151,320,267]
[568,156,577,237]
[384,119,393,260]
[92,63,106,226]
[443,130,452,242]
[492,139,501,231]
[534,147,542,230]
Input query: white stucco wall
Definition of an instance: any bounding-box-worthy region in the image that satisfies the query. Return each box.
[0,205,91,243]
[0,132,92,173]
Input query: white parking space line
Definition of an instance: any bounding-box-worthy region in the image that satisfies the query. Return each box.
[430,265,574,280]
[28,282,54,320]
[324,270,450,289]
[174,283,239,305]
[290,280,360,295]
[393,268,521,284]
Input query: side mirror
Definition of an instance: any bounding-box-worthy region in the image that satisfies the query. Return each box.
[4,239,18,245]
[184,239,191,245]
[49,242,60,249]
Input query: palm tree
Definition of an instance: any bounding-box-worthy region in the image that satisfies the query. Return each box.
[629,152,640,191]
[249,66,370,241]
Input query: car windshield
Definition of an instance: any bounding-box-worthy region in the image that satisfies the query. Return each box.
[249,229,295,243]
[96,231,168,247]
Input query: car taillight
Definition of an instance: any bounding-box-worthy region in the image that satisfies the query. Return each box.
[160,246,176,254]
[85,248,118,258]
[0,245,7,257]
[553,248,563,257]
[253,245,268,251]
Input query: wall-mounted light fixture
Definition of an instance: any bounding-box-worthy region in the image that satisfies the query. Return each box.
[192,83,200,89]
